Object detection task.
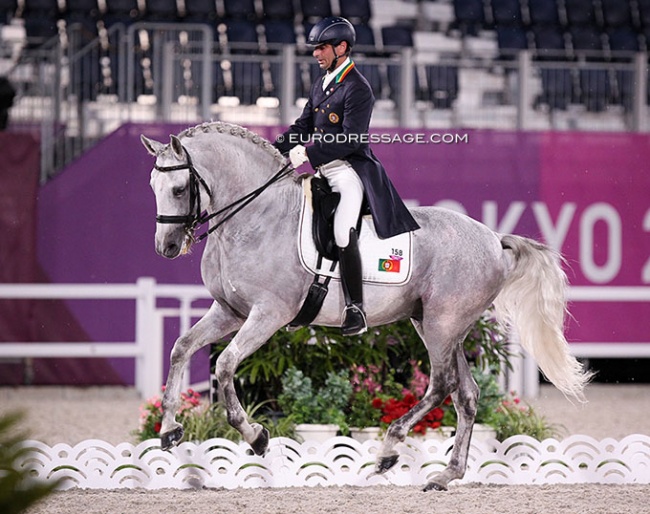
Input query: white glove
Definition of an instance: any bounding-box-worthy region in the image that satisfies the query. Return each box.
[289,145,309,169]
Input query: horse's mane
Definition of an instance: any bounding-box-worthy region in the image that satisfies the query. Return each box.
[177,121,284,165]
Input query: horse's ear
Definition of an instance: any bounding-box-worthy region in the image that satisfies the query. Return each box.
[170,135,184,159]
[141,135,164,156]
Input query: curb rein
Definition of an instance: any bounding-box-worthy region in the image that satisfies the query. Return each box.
[154,144,293,243]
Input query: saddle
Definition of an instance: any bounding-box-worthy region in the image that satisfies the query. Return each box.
[310,175,341,262]
[288,175,342,329]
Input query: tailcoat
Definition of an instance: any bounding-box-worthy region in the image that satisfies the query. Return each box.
[274,61,420,238]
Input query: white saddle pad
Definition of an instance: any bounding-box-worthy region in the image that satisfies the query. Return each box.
[297,179,413,285]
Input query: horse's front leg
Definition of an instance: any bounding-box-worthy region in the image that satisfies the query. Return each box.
[214,307,286,456]
[160,302,241,451]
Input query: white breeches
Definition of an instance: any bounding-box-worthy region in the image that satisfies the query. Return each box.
[318,159,365,247]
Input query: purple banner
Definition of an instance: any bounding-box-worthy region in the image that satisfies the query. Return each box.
[35,123,650,385]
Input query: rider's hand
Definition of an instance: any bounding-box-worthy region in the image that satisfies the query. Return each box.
[289,145,308,169]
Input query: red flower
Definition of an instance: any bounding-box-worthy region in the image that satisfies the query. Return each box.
[371,397,384,409]
[154,422,161,433]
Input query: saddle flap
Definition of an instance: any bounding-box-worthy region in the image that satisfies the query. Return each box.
[310,176,340,261]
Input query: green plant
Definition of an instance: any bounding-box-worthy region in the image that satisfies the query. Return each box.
[489,396,561,441]
[133,388,294,443]
[0,412,60,514]
[278,367,352,433]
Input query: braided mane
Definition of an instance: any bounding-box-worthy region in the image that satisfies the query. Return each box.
[178,121,284,164]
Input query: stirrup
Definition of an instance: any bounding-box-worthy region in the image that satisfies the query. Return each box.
[341,304,367,336]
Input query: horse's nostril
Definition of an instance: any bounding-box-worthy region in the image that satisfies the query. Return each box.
[165,243,179,257]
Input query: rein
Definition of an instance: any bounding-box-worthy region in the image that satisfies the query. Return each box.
[155,144,293,242]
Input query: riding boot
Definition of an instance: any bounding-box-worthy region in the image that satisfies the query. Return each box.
[338,228,367,336]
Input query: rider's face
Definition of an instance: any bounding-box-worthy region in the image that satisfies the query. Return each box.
[313,42,346,70]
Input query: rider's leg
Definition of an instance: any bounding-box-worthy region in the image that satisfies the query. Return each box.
[319,159,367,336]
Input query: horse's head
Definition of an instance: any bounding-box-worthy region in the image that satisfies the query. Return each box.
[141,133,206,259]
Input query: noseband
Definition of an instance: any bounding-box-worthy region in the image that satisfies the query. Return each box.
[154,143,293,243]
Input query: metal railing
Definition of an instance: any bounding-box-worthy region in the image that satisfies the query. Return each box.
[2,22,648,181]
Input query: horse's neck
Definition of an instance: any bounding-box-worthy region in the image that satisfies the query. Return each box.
[192,141,301,236]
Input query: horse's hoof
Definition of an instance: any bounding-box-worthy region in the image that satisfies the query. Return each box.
[250,426,270,456]
[375,454,399,474]
[160,425,184,451]
[423,481,448,492]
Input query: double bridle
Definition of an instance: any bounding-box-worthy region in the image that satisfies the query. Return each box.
[154,144,293,243]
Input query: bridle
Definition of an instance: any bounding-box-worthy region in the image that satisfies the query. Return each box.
[154,144,293,243]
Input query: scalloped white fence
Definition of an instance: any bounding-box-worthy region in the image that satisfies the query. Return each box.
[17,435,650,489]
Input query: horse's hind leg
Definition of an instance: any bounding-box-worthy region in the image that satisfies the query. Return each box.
[423,348,479,491]
[160,302,241,451]
[375,318,459,475]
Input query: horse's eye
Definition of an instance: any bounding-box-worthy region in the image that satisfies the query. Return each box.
[173,186,186,197]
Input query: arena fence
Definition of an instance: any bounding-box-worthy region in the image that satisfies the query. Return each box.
[15,434,650,489]
[1,280,650,399]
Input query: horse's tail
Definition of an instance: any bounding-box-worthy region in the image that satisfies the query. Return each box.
[493,234,593,402]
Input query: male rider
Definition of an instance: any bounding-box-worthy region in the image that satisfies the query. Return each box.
[274,16,420,336]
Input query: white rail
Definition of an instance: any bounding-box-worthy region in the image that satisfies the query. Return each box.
[1,281,649,399]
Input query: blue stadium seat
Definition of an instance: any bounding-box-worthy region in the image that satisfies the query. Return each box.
[354,23,375,48]
[262,0,294,20]
[538,68,574,110]
[263,19,296,99]
[607,26,640,54]
[417,64,458,109]
[183,0,218,23]
[490,0,523,26]
[607,27,639,111]
[532,24,567,59]
[578,68,610,111]
[223,0,257,21]
[381,24,413,49]
[638,0,650,29]
[22,0,60,47]
[563,0,597,26]
[300,0,331,22]
[264,19,295,44]
[452,0,485,35]
[0,0,17,23]
[102,0,141,27]
[496,25,529,57]
[569,25,604,59]
[600,0,632,28]
[381,25,412,103]
[225,18,259,53]
[143,0,179,22]
[340,0,371,23]
[527,0,560,26]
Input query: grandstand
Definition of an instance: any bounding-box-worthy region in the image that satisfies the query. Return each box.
[0,0,647,180]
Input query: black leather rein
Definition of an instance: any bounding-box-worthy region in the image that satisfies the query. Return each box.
[154,144,293,243]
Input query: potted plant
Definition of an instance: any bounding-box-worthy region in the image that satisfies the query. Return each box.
[278,367,352,443]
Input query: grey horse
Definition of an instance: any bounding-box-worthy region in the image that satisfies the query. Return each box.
[141,121,591,491]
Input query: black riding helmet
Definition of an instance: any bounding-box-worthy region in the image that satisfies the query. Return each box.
[307,16,356,51]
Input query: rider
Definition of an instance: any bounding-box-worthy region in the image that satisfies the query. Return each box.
[274,16,420,336]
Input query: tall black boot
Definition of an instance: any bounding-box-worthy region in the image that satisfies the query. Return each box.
[338,228,367,336]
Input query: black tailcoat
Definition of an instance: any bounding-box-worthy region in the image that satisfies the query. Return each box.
[274,62,420,239]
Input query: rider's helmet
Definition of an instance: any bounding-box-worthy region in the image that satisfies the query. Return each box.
[307,16,356,50]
